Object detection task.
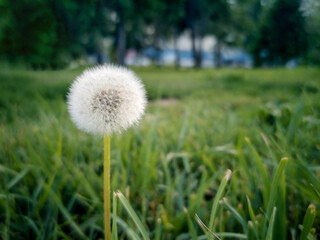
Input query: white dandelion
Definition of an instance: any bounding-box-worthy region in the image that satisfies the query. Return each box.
[67,64,147,135]
[67,64,147,240]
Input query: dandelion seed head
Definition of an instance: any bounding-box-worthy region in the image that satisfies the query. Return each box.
[67,65,147,135]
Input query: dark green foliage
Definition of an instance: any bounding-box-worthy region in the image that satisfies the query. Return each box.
[0,0,319,68]
[0,0,108,69]
[0,0,61,68]
[253,0,308,66]
[305,0,320,65]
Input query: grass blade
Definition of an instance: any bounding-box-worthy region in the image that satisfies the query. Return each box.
[221,197,247,234]
[218,233,247,239]
[42,181,87,239]
[209,169,232,235]
[195,214,221,240]
[154,208,162,240]
[300,204,316,240]
[197,233,247,240]
[265,207,276,240]
[115,217,140,240]
[184,208,198,240]
[264,157,288,237]
[8,167,31,189]
[246,195,259,239]
[115,190,150,240]
[244,137,270,207]
[310,184,320,202]
[112,192,118,240]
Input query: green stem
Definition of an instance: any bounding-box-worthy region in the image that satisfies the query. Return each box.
[104,134,111,240]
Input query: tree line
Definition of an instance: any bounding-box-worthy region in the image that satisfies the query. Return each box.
[0,0,319,69]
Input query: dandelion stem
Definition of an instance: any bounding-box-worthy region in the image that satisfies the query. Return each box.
[104,134,111,240]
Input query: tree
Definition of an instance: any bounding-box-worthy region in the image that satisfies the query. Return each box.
[108,0,153,66]
[165,0,186,68]
[134,0,166,66]
[0,0,108,69]
[49,0,109,64]
[229,0,263,56]
[0,0,61,68]
[109,0,186,67]
[185,0,206,68]
[184,0,232,68]
[207,0,231,67]
[303,0,320,65]
[138,0,185,67]
[252,0,308,66]
[109,0,134,65]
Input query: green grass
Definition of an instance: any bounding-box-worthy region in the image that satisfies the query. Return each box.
[0,66,319,239]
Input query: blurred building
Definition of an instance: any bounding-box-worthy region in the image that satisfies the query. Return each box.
[124,31,253,68]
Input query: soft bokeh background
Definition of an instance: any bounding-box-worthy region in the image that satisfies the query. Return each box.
[0,0,320,68]
[0,0,320,240]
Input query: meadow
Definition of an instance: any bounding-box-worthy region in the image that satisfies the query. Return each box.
[0,67,319,240]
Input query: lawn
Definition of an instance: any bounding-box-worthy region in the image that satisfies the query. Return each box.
[0,67,319,239]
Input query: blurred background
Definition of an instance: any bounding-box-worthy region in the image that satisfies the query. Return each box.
[1,1,320,239]
[0,0,319,69]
